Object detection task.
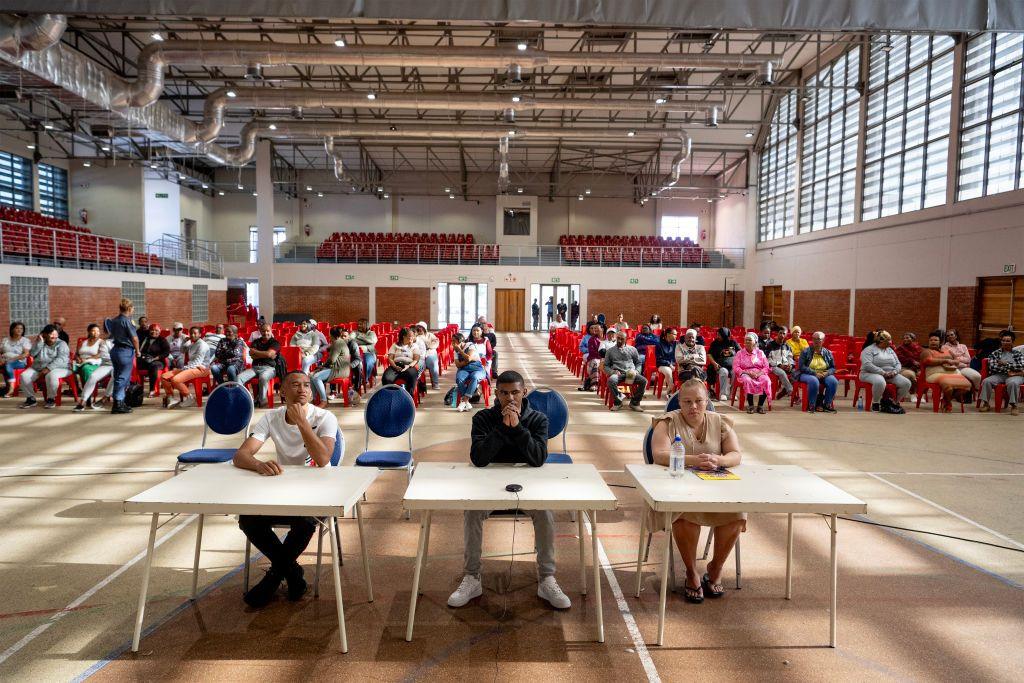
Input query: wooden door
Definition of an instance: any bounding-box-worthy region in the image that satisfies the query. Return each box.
[761,285,785,324]
[495,289,525,332]
[977,276,1023,341]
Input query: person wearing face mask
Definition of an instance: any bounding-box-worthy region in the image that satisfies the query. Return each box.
[859,330,911,413]
[709,327,740,402]
[603,330,647,411]
[978,330,1023,415]
[160,326,210,409]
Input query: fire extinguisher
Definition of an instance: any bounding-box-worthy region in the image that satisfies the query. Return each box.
[79,208,89,225]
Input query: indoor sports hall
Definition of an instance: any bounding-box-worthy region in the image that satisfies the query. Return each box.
[0,3,1021,681]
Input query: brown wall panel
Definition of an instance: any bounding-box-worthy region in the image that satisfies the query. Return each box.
[854,287,940,340]
[274,286,370,324]
[207,289,227,326]
[946,286,977,346]
[376,287,430,327]
[50,286,122,340]
[586,289,681,328]
[686,290,744,329]
[793,289,850,335]
[146,289,192,330]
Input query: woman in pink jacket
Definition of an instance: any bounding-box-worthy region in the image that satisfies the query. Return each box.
[733,332,773,414]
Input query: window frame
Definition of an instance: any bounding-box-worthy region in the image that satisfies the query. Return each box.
[0,151,33,211]
[38,163,69,221]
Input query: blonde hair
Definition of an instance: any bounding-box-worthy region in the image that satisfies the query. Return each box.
[119,298,134,313]
[876,330,892,343]
[791,325,802,335]
[678,378,709,398]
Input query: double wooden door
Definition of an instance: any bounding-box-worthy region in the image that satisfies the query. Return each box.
[761,285,786,324]
[495,288,525,332]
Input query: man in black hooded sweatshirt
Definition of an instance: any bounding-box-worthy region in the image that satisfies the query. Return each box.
[446,370,572,611]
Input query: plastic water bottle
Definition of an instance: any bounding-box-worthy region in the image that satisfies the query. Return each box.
[669,436,686,478]
[856,396,864,411]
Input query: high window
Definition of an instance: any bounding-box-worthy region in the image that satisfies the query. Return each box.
[757,90,799,241]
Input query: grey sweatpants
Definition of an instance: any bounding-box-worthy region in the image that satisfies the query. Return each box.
[980,373,1022,405]
[464,509,556,579]
[771,366,793,393]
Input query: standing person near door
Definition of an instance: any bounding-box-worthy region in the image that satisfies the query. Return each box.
[531,299,541,331]
[545,297,554,325]
[557,298,568,321]
[570,300,580,329]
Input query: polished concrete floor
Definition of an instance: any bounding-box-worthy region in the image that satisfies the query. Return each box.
[0,332,1021,681]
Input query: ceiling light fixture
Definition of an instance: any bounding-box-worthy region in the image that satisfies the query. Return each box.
[26,144,35,150]
[507,129,516,136]
[366,91,377,101]
[744,129,754,138]
[201,183,208,189]
[448,193,455,199]
[444,187,451,193]
[237,183,243,190]
[584,188,591,195]
[516,187,523,193]
[317,192,324,197]
[268,123,277,130]
[305,185,313,191]
[101,145,110,151]
[655,97,667,105]
[577,194,584,201]
[383,192,390,199]
[83,161,91,167]
[627,129,636,137]
[334,38,347,47]
[43,122,54,130]
[225,89,237,98]
[511,95,522,103]
[517,41,528,51]
[218,190,225,196]
[150,32,164,42]
[252,191,258,197]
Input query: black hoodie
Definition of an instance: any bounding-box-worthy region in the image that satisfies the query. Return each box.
[470,398,549,468]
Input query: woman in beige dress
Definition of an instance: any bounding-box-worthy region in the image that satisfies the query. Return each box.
[649,378,745,603]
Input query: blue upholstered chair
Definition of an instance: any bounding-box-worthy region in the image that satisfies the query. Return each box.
[175,381,254,474]
[355,385,416,517]
[526,386,572,464]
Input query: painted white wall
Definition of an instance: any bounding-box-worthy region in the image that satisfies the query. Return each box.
[68,162,145,242]
[179,186,215,242]
[0,263,227,290]
[142,176,181,244]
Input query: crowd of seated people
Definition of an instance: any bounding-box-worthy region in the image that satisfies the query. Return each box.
[316,231,499,263]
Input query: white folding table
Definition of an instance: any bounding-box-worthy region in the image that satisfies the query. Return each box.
[402,462,618,642]
[122,463,380,653]
[626,463,867,647]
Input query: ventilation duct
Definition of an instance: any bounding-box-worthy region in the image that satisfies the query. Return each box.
[120,40,781,108]
[498,136,510,193]
[0,14,66,55]
[323,137,357,186]
[656,132,694,193]
[191,87,726,143]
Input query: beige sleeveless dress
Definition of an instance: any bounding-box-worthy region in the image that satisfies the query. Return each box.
[647,410,747,531]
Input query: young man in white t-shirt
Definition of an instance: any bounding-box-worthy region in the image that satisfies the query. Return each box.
[232,370,341,608]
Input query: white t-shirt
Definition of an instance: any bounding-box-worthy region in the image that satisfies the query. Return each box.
[1,336,31,362]
[549,320,568,330]
[250,404,341,466]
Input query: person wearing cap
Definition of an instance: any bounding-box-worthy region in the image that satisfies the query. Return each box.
[290,320,321,374]
[168,323,188,369]
[138,323,171,397]
[416,322,440,390]
[308,319,329,350]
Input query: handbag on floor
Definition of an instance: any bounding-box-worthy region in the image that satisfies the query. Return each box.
[125,383,145,408]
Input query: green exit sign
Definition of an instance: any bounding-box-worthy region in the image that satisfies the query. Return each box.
[389,275,399,281]
[629,278,639,284]
[667,278,677,285]
[457,276,468,282]
[154,192,169,199]
[345,274,355,281]
[551,277,561,283]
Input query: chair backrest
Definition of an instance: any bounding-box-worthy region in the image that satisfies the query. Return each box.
[642,425,654,464]
[329,428,343,466]
[526,387,569,452]
[202,381,254,446]
[364,384,416,447]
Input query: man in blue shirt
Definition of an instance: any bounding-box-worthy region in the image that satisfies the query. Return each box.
[104,298,140,414]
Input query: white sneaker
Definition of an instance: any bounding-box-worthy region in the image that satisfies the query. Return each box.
[166,398,181,409]
[720,393,728,401]
[179,395,197,408]
[447,574,482,607]
[537,576,571,609]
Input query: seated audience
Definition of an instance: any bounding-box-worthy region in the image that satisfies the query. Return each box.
[675,329,707,383]
[19,325,71,409]
[73,324,112,411]
[687,323,706,346]
[52,316,70,345]
[785,325,809,359]
[203,323,226,350]
[452,332,488,412]
[941,328,982,391]
[549,314,569,331]
[654,327,679,390]
[633,324,658,363]
[167,323,187,369]
[649,379,744,603]
[709,327,739,401]
[734,332,772,414]
[311,327,360,406]
[447,370,570,610]
[238,322,280,407]
[232,370,340,608]
[468,325,494,377]
[613,313,629,332]
[895,332,923,389]
[756,323,773,353]
[920,330,972,412]
[309,320,329,351]
[290,320,321,374]
[859,330,911,413]
[603,330,647,411]
[353,318,378,383]
[160,326,210,408]
[598,327,618,356]
[798,331,838,413]
[0,321,31,395]
[648,314,663,334]
[416,322,441,390]
[210,325,245,384]
[138,324,171,397]
[766,326,794,398]
[382,327,421,397]
[978,330,1023,415]
[579,322,603,392]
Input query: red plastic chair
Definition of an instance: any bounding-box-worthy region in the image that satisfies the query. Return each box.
[457,375,491,407]
[976,358,1009,413]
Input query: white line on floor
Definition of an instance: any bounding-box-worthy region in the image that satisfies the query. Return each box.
[508,335,660,683]
[866,473,1024,551]
[0,513,198,667]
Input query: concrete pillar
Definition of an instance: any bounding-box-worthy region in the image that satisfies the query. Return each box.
[255,140,276,321]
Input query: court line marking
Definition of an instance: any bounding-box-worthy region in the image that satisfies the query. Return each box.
[508,335,660,683]
[866,473,1024,551]
[0,513,198,667]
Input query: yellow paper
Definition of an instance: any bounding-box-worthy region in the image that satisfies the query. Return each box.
[691,468,740,481]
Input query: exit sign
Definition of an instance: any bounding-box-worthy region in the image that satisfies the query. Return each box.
[1005,264,1017,274]
[154,192,169,198]
[457,276,468,282]
[551,277,561,283]
[345,274,355,280]
[389,275,399,281]
[667,278,677,285]
[629,278,639,284]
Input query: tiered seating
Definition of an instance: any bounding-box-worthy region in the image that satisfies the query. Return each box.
[0,205,161,270]
[316,231,499,264]
[558,234,710,266]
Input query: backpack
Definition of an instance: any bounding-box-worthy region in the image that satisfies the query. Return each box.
[125,383,145,408]
[444,387,458,407]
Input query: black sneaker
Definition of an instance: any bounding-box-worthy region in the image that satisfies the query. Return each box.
[73,403,85,412]
[285,564,308,601]
[43,399,57,409]
[243,569,282,608]
[822,403,837,413]
[111,401,133,414]
[870,403,881,412]
[20,397,37,409]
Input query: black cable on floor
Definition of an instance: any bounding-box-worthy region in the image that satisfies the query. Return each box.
[826,514,1023,553]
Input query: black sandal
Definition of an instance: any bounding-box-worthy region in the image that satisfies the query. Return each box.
[701,573,725,598]
[683,582,704,604]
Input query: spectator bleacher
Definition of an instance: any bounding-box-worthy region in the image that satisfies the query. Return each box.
[315,231,499,263]
[558,234,711,265]
[0,204,161,270]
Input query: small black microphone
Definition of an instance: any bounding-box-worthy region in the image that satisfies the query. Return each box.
[505,484,523,493]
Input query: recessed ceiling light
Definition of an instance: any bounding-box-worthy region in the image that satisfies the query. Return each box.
[507,129,516,136]
[444,187,451,193]
[626,129,636,137]
[517,42,528,51]
[366,91,377,101]
[225,89,237,98]
[655,97,667,105]
[43,122,54,130]
[150,32,164,42]
[577,194,584,201]
[26,144,35,150]
[516,187,523,193]
[252,191,258,197]
[317,192,324,197]
[217,190,225,196]
[511,95,521,103]
[377,186,384,193]
[334,38,347,47]
[584,188,591,195]
[448,194,455,199]
[305,185,313,191]
[101,145,110,151]
[83,161,91,167]
[268,123,277,130]
[383,192,390,199]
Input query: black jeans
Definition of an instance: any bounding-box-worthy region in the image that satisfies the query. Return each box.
[139,359,164,394]
[238,515,317,575]
[382,365,419,396]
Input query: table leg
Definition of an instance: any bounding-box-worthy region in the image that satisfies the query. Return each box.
[131,513,159,653]
[578,511,587,595]
[829,513,837,648]
[328,516,348,653]
[785,512,793,600]
[590,510,604,643]
[657,512,671,646]
[191,514,204,600]
[420,510,432,595]
[355,501,373,602]
[634,505,647,599]
[405,510,432,642]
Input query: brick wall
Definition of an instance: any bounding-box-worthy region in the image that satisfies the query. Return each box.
[50,286,122,340]
[376,287,430,326]
[146,288,192,329]
[207,289,227,326]
[945,286,977,346]
[0,284,8,334]
[854,287,941,340]
[586,290,681,327]
[686,290,745,329]
[793,289,851,335]
[275,286,370,324]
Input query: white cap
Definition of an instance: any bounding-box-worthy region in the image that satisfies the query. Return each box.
[308,319,317,325]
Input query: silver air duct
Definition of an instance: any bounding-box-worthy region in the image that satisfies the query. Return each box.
[498,136,510,193]
[656,132,694,192]
[191,87,725,143]
[121,41,781,108]
[323,137,356,185]
[0,14,66,55]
